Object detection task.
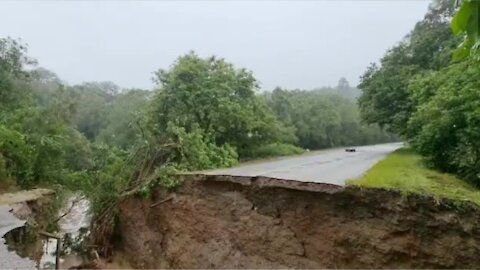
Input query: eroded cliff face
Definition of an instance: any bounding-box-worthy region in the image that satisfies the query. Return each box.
[115,175,480,269]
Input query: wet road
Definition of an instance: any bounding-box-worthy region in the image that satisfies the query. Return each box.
[0,205,36,269]
[204,143,403,185]
[0,189,54,269]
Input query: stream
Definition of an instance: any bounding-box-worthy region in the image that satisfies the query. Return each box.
[3,194,91,269]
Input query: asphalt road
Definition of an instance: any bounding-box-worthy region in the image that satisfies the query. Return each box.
[0,189,53,269]
[204,143,403,185]
[0,205,36,269]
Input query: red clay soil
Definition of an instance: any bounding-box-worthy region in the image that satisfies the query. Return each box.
[114,174,480,268]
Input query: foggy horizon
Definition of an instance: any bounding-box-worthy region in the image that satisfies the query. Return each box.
[0,1,431,91]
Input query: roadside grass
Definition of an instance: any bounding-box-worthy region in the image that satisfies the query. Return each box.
[347,148,480,205]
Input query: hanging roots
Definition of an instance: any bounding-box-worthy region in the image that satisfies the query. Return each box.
[89,202,117,258]
[88,141,179,259]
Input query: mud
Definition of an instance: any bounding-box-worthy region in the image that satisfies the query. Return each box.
[115,174,480,268]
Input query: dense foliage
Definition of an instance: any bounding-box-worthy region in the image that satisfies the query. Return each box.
[148,52,293,161]
[0,38,91,189]
[358,1,458,135]
[358,0,480,184]
[408,60,480,180]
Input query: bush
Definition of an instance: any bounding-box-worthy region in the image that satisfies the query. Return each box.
[0,125,34,186]
[166,124,238,170]
[407,60,480,184]
[242,143,304,160]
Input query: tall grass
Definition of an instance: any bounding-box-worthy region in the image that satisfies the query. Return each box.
[348,148,480,205]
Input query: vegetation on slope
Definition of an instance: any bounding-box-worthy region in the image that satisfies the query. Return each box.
[348,149,480,206]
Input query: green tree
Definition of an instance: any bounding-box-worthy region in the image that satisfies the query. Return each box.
[336,78,360,100]
[0,38,94,188]
[97,89,151,150]
[149,52,293,158]
[358,0,458,135]
[357,0,480,185]
[71,82,120,140]
[407,60,480,183]
[0,38,36,119]
[265,88,395,149]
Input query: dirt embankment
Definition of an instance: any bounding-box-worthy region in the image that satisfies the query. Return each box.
[115,175,480,268]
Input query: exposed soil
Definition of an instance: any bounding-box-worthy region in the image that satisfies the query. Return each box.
[114,174,480,268]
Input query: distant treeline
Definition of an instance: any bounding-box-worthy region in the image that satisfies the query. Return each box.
[262,85,396,152]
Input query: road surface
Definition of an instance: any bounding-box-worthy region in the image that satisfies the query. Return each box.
[0,189,54,269]
[0,205,35,269]
[203,143,403,185]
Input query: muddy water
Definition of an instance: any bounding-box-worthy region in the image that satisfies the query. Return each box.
[40,195,91,269]
[4,194,91,269]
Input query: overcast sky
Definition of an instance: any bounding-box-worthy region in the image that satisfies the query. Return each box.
[0,1,431,90]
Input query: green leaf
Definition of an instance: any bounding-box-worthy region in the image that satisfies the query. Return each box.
[453,36,475,60]
[452,1,480,59]
[452,1,473,35]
